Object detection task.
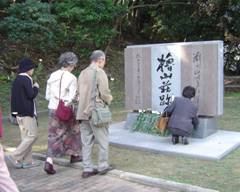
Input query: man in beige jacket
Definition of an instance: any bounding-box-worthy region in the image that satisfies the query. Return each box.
[77,50,113,178]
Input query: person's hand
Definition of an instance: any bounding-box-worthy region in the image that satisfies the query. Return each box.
[110,95,113,101]
[33,82,39,89]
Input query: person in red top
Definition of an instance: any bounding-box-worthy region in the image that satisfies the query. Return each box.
[0,105,20,192]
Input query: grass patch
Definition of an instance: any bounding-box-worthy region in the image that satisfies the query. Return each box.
[218,92,240,132]
[0,82,12,116]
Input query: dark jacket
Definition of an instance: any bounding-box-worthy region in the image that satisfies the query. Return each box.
[165,97,198,135]
[11,75,38,117]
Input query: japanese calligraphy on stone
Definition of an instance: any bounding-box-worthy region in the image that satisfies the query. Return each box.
[157,52,175,107]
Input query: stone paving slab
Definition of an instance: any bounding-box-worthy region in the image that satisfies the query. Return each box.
[109,122,240,160]
[4,150,218,192]
[27,153,217,192]
[8,161,170,192]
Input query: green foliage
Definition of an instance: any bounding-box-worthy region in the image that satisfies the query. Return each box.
[0,0,239,76]
[132,111,170,137]
[224,43,240,75]
[0,0,9,8]
[118,0,240,74]
[148,1,226,41]
[224,1,240,37]
[0,74,9,83]
[0,0,58,52]
[53,0,126,57]
[221,1,240,74]
[0,82,11,115]
[32,59,44,82]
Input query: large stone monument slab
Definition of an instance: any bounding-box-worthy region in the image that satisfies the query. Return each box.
[124,41,224,138]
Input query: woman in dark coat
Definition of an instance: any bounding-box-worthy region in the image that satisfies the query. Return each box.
[165,86,198,145]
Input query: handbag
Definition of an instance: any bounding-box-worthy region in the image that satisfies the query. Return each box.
[55,72,73,121]
[91,69,112,127]
[156,114,169,134]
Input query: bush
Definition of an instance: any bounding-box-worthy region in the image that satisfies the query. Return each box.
[0,0,58,52]
[53,0,126,57]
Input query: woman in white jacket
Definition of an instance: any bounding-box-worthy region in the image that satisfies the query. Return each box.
[44,52,82,175]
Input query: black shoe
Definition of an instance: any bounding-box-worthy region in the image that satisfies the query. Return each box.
[98,165,115,175]
[82,169,99,178]
[182,136,189,145]
[44,161,56,175]
[172,135,179,145]
[70,155,82,164]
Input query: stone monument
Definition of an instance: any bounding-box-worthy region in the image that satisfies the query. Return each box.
[124,40,224,138]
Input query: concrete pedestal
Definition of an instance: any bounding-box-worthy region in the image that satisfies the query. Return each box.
[110,122,240,160]
[192,117,218,138]
[124,112,139,130]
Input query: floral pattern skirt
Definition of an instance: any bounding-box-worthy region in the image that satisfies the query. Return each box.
[47,110,81,157]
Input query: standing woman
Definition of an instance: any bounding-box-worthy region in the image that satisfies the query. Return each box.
[44,52,82,174]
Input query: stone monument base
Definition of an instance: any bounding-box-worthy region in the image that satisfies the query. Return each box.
[192,117,218,138]
[110,122,240,160]
[124,112,140,130]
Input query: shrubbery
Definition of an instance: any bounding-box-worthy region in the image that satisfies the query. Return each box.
[0,0,239,75]
[0,0,126,72]
[0,0,58,52]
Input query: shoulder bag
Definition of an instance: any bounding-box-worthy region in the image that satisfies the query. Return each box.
[91,69,112,127]
[55,72,73,121]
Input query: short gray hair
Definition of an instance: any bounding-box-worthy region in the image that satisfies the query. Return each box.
[58,52,78,67]
[90,50,105,62]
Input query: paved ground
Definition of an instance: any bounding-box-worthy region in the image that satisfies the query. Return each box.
[110,122,240,160]
[8,161,171,192]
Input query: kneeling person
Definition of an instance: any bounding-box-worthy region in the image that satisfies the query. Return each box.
[165,86,198,145]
